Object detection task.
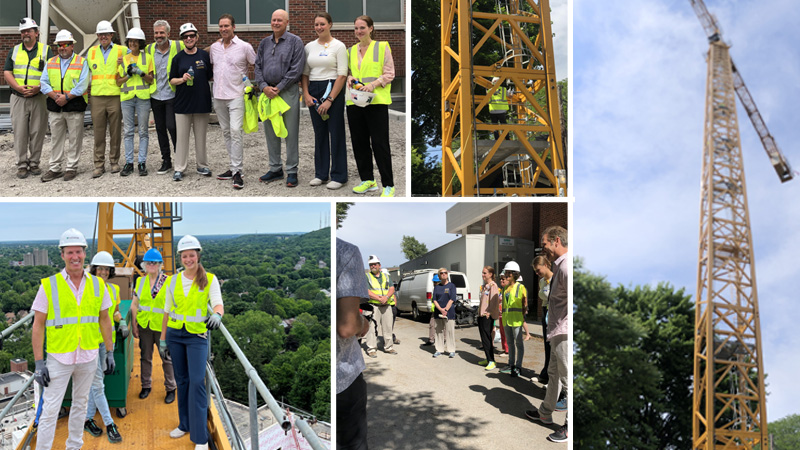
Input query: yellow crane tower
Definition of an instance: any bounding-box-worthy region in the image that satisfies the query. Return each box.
[440,0,565,197]
[690,1,793,448]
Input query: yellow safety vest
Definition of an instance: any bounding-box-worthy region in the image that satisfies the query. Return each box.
[11,42,46,87]
[104,282,120,344]
[88,44,127,96]
[118,51,155,101]
[347,41,391,106]
[146,40,185,92]
[46,54,88,102]
[502,282,527,327]
[135,274,168,332]
[489,86,509,112]
[40,273,105,353]
[366,272,394,306]
[167,272,215,334]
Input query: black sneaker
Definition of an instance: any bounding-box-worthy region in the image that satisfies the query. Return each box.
[107,423,122,443]
[157,161,172,174]
[217,170,234,180]
[165,389,176,404]
[120,163,134,177]
[510,366,519,377]
[138,162,147,176]
[259,169,283,183]
[233,172,244,189]
[547,423,567,443]
[286,173,298,187]
[173,171,183,181]
[84,419,102,437]
[196,167,212,176]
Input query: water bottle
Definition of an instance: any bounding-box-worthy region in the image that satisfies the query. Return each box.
[187,66,194,86]
[313,100,330,121]
[242,73,252,88]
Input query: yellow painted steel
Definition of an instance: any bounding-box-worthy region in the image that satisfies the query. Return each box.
[441,0,565,197]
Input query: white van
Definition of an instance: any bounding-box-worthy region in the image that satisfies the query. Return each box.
[395,269,475,321]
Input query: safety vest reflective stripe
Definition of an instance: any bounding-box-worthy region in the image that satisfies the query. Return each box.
[46,54,88,102]
[139,305,165,314]
[12,43,46,86]
[167,272,213,333]
[347,41,392,105]
[45,316,100,326]
[147,40,183,92]
[120,52,154,100]
[42,273,104,352]
[168,311,206,322]
[89,45,126,96]
[489,87,510,112]
[367,272,392,305]
[48,274,100,320]
[503,283,525,326]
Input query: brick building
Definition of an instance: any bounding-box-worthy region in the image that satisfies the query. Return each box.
[1,0,406,105]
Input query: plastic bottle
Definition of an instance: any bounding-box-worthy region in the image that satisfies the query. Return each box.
[242,73,252,88]
[313,100,330,121]
[187,67,194,86]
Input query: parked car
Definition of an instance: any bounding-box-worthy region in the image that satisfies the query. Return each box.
[395,269,475,324]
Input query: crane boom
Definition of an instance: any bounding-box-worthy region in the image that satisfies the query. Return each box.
[689,0,721,41]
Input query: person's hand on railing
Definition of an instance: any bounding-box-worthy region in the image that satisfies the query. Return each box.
[206,313,222,330]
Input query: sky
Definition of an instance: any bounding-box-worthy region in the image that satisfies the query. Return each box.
[337,202,458,268]
[574,0,800,421]
[0,202,331,242]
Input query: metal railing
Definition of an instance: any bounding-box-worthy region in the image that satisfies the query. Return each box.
[0,312,36,427]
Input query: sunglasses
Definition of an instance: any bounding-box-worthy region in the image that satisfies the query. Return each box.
[439,271,448,275]
[182,34,197,40]
[57,43,72,48]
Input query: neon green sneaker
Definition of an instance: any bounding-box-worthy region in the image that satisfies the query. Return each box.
[485,361,496,370]
[353,180,378,194]
[478,360,488,366]
[380,186,395,197]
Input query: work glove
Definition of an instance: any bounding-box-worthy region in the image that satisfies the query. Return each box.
[126,64,135,76]
[158,339,169,359]
[104,348,115,375]
[205,313,222,330]
[133,66,145,76]
[118,319,129,339]
[34,359,50,387]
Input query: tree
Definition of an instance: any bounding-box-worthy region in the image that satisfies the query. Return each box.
[574,259,694,449]
[336,203,354,229]
[401,235,428,260]
[411,145,441,196]
[769,414,800,450]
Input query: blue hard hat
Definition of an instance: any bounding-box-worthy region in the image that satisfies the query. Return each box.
[143,248,163,262]
[432,274,440,282]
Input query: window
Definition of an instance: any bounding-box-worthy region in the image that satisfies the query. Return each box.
[328,0,404,24]
[208,0,286,26]
[1,0,54,29]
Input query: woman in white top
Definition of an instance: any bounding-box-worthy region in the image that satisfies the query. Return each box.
[301,12,348,190]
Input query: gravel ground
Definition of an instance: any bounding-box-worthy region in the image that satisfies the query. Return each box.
[0,108,405,197]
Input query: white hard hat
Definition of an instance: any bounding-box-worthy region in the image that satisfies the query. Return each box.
[55,29,76,43]
[349,89,375,107]
[19,18,38,32]
[177,235,202,253]
[517,275,523,282]
[59,228,88,248]
[179,23,198,36]
[502,261,520,273]
[125,27,146,41]
[492,77,500,83]
[91,251,114,267]
[96,20,115,34]
[367,255,380,264]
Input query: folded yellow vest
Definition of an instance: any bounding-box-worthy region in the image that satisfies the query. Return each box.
[257,93,290,138]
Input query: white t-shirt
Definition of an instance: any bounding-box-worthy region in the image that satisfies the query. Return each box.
[303,38,348,81]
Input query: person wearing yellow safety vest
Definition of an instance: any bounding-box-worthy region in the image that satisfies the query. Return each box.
[39,30,89,183]
[254,9,305,188]
[115,27,155,177]
[83,251,125,443]
[3,17,53,179]
[169,23,214,182]
[147,20,185,175]
[346,15,396,197]
[131,248,177,403]
[432,268,457,358]
[499,261,527,377]
[87,20,127,178]
[160,235,223,450]
[489,76,511,140]
[526,226,569,443]
[30,228,115,450]
[364,255,396,358]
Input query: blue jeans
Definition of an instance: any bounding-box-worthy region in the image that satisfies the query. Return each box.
[167,326,209,445]
[122,96,150,163]
[85,343,114,426]
[308,80,347,183]
[504,325,525,368]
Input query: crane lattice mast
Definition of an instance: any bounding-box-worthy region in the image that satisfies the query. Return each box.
[690,0,791,448]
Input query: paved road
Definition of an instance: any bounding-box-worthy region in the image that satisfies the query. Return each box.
[361,315,568,449]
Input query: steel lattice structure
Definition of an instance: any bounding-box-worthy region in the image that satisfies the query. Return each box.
[440,0,565,197]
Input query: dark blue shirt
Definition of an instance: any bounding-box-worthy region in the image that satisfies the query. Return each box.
[170,49,212,114]
[433,282,457,320]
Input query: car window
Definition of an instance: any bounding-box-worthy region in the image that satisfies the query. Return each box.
[449,274,467,288]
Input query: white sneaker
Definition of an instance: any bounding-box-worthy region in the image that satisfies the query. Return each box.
[326,181,343,190]
[170,427,187,438]
[309,178,324,186]
[194,444,209,450]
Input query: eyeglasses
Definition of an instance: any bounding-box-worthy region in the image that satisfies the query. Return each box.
[57,43,72,48]
[439,271,448,275]
[182,34,197,40]
[369,263,379,266]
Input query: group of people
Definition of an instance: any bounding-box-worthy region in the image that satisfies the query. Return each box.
[31,229,223,450]
[5,11,396,195]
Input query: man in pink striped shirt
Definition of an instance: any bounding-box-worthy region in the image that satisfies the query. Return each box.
[209,13,256,190]
[30,228,115,450]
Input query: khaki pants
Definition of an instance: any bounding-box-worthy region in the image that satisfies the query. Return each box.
[434,318,456,354]
[538,334,569,416]
[36,357,96,450]
[366,304,394,351]
[48,111,85,172]
[90,95,122,168]
[175,113,209,173]
[10,94,47,169]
